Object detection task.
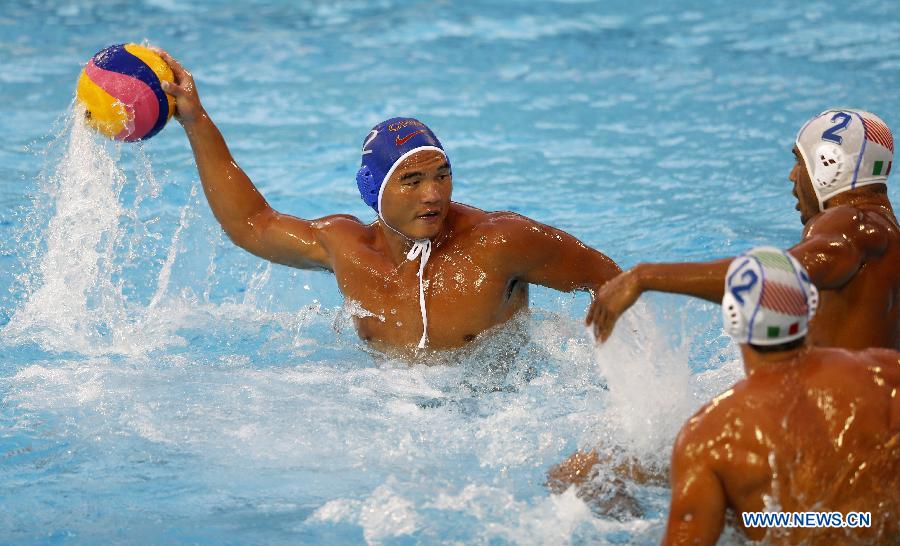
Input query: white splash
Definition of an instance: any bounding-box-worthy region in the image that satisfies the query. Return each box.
[589,301,699,458]
[2,107,187,355]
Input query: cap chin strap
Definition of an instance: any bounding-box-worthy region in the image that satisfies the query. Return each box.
[406,239,431,349]
[378,215,432,349]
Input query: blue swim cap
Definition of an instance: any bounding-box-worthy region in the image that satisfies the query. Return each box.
[355,117,448,213]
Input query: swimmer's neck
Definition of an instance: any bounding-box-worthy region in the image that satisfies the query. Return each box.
[740,343,806,375]
[376,217,450,266]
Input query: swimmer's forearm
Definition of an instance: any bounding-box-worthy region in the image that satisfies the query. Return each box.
[633,259,730,303]
[183,112,271,239]
[532,248,620,294]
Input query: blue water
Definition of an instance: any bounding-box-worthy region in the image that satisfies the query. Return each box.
[2,1,900,544]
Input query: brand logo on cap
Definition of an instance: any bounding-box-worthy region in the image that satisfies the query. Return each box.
[395,130,426,146]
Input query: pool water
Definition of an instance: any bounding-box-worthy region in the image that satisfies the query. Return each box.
[2,1,899,544]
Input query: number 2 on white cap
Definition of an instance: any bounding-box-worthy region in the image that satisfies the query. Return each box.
[821,112,851,144]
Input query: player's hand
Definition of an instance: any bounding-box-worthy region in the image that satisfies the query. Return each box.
[152,48,204,126]
[586,267,642,342]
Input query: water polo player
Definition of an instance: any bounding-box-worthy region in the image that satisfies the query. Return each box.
[660,247,899,545]
[154,49,620,353]
[588,108,900,350]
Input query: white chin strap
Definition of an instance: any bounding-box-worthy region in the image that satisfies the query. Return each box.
[405,239,432,349]
[379,211,432,349]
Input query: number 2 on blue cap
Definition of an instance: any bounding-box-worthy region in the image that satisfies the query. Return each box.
[362,129,378,155]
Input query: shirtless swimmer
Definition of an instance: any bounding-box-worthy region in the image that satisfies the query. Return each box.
[662,248,899,544]
[155,49,620,354]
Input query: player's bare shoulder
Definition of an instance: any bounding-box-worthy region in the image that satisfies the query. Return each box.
[309,213,371,249]
[861,347,900,367]
[440,205,548,275]
[465,207,540,243]
[441,202,500,241]
[802,205,865,238]
[804,204,897,251]
[451,206,545,261]
[804,205,898,239]
[676,386,744,449]
[855,347,900,383]
[797,347,898,397]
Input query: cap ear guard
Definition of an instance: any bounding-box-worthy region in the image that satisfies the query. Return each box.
[356,165,379,210]
[806,282,819,318]
[721,291,747,341]
[797,268,819,319]
[812,143,845,190]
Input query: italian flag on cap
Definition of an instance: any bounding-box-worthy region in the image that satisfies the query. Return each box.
[767,322,800,339]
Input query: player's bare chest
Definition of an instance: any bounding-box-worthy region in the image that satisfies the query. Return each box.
[332,245,507,302]
[329,244,521,344]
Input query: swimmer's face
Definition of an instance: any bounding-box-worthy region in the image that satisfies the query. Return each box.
[380,149,452,240]
[790,146,819,225]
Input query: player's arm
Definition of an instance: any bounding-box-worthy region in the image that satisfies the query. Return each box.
[487,213,621,293]
[546,450,599,493]
[788,205,888,289]
[586,258,731,341]
[662,429,727,546]
[547,448,667,494]
[156,49,348,271]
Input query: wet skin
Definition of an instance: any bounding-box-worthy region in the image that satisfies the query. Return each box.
[587,145,900,350]
[662,345,900,545]
[549,345,900,543]
[156,50,620,353]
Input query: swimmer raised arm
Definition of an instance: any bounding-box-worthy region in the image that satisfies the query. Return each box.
[156,49,350,271]
[587,204,890,343]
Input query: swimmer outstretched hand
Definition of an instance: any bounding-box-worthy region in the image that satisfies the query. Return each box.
[586,260,731,343]
[585,268,642,342]
[152,48,205,126]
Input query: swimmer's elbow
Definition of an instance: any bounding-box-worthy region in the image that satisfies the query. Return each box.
[220,224,270,263]
[221,208,275,252]
[594,254,622,283]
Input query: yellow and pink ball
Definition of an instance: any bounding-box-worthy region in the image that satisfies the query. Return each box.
[76,43,175,142]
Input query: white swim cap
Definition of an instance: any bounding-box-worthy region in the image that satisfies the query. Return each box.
[795,109,893,212]
[722,247,819,346]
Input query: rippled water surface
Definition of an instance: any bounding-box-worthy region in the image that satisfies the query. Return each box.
[2,1,900,544]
